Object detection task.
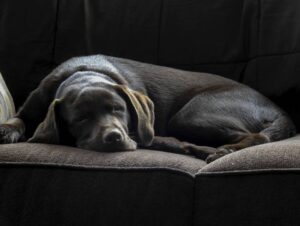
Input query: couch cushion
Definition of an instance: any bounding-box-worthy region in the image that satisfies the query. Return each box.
[201,134,300,172]
[195,134,300,226]
[0,143,206,175]
[0,143,205,226]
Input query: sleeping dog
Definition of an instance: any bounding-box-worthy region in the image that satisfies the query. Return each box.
[0,55,296,162]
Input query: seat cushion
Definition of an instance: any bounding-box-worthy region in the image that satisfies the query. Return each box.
[201,134,300,173]
[0,142,206,175]
[0,143,205,226]
[195,135,300,226]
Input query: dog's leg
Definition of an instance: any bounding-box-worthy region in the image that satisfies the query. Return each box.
[0,86,52,143]
[0,118,26,143]
[260,114,296,142]
[147,136,217,160]
[166,100,247,162]
[206,114,296,163]
[205,133,269,163]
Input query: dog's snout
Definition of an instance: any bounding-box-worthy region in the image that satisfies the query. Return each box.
[103,129,123,144]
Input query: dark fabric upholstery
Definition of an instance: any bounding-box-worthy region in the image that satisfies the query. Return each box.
[201,134,300,172]
[0,0,56,107]
[0,167,194,226]
[194,173,300,226]
[54,0,161,65]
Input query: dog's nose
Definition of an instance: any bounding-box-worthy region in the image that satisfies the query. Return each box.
[103,129,123,144]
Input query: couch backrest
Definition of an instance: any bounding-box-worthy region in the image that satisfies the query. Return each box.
[0,0,300,128]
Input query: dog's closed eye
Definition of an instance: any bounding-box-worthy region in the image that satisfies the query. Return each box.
[74,118,88,124]
[112,104,125,113]
[72,115,88,124]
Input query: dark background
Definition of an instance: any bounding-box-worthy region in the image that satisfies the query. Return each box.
[0,0,300,128]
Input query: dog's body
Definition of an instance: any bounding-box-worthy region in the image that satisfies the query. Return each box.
[0,55,296,162]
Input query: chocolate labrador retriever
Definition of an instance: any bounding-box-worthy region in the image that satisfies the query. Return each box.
[0,55,296,162]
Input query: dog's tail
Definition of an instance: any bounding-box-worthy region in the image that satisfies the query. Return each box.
[260,113,296,142]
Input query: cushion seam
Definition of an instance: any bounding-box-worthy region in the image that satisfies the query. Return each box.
[0,161,197,178]
[197,168,300,176]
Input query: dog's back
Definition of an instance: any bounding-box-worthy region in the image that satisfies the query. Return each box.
[54,55,295,139]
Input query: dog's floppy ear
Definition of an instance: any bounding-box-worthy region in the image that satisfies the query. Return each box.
[117,85,154,146]
[28,99,62,144]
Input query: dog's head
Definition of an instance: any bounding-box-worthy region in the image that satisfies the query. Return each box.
[28,83,154,152]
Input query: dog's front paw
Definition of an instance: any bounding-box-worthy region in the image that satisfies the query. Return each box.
[205,148,234,163]
[0,124,22,144]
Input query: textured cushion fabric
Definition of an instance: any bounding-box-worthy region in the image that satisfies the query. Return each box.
[200,134,300,173]
[0,143,205,226]
[0,143,206,175]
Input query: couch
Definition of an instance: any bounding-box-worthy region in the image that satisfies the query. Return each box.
[1,0,300,225]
